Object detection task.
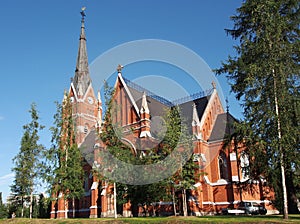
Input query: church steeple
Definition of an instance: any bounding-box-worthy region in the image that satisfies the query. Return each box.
[73,7,91,97]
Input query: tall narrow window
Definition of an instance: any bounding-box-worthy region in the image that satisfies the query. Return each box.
[240,152,250,180]
[218,152,228,180]
[83,172,89,192]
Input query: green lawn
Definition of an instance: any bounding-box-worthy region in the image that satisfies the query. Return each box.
[1,215,300,223]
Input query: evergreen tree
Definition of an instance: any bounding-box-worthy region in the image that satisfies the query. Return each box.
[37,194,50,218]
[10,103,45,218]
[0,204,8,219]
[216,0,299,219]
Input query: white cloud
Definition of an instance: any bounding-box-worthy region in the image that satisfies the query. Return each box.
[0,173,14,203]
[0,116,4,121]
[0,173,14,186]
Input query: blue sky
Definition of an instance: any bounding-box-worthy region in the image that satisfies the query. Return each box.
[0,0,243,202]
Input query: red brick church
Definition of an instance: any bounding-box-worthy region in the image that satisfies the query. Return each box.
[50,11,277,218]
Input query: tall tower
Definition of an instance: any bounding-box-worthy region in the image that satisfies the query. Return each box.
[69,8,99,146]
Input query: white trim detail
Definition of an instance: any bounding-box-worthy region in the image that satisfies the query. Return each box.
[140,92,150,114]
[232,176,239,182]
[202,201,231,205]
[194,182,201,188]
[57,210,67,213]
[203,176,230,186]
[199,89,220,130]
[91,181,98,190]
[101,189,106,196]
[115,73,140,117]
[140,130,152,138]
[230,153,237,161]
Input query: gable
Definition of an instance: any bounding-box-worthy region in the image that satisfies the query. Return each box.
[209,113,236,142]
[178,95,210,134]
[114,73,140,118]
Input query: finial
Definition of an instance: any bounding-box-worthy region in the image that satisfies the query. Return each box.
[117,64,124,73]
[226,97,229,113]
[80,6,86,19]
[211,81,216,89]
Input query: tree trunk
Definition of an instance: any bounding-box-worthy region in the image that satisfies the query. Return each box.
[273,70,288,219]
[114,182,117,218]
[72,198,75,218]
[21,196,24,218]
[182,189,187,216]
[172,188,177,216]
[64,199,68,218]
[235,140,243,202]
[29,191,33,219]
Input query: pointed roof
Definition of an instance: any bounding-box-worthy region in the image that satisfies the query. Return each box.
[140,92,150,114]
[73,9,91,97]
[192,103,200,126]
[178,95,211,132]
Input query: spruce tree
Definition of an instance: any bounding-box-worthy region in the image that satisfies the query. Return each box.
[216,0,299,219]
[10,103,45,218]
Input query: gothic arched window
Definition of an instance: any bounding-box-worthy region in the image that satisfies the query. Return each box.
[218,152,228,180]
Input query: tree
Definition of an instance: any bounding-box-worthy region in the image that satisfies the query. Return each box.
[37,194,50,218]
[10,103,45,218]
[43,93,84,218]
[0,193,8,219]
[216,0,299,219]
[162,106,196,216]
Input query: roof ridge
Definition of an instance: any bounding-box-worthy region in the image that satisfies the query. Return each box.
[172,89,214,105]
[123,76,214,106]
[123,77,174,107]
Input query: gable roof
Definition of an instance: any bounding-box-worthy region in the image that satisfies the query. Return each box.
[177,95,211,134]
[123,76,214,121]
[208,113,236,142]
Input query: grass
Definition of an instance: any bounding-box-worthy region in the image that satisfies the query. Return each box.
[0,215,300,223]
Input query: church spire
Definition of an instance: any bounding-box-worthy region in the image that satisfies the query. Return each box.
[73,7,91,97]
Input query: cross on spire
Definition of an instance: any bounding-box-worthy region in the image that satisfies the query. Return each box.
[211,81,216,89]
[81,6,86,20]
[226,97,229,113]
[117,64,124,73]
